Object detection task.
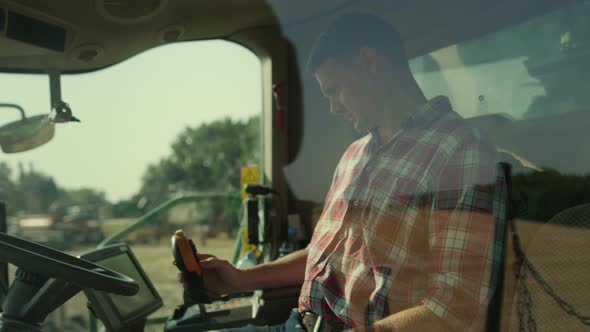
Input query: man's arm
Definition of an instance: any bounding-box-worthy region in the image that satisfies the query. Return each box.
[240,248,309,291]
[197,248,308,294]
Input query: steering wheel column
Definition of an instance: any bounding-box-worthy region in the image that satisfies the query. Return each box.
[0,316,43,332]
[0,232,139,331]
[1,268,83,331]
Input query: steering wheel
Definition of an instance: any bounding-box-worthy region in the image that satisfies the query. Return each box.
[0,232,138,296]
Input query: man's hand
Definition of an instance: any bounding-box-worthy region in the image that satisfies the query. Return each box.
[177,248,308,297]
[178,253,247,295]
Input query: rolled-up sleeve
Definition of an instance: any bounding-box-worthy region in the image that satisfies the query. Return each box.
[421,141,498,331]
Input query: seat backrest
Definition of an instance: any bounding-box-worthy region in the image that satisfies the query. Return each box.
[485,162,511,332]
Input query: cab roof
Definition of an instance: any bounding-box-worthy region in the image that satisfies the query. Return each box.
[0,0,577,72]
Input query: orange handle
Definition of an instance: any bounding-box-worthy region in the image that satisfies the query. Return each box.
[174,230,202,275]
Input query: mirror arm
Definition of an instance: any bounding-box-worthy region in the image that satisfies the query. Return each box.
[47,69,80,123]
[48,70,62,109]
[0,103,26,121]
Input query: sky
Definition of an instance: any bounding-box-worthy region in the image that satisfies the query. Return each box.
[0,40,262,202]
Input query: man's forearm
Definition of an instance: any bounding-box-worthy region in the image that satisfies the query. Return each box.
[240,248,308,291]
[347,305,451,332]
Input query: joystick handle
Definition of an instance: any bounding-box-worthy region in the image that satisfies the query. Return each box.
[171,230,214,304]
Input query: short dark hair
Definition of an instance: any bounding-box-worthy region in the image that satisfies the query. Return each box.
[306,13,407,73]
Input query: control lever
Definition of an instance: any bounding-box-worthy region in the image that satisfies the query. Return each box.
[171,230,219,319]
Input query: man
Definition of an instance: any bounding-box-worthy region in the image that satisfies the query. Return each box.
[188,13,500,332]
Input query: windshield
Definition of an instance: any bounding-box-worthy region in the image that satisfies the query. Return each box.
[0,40,262,329]
[408,4,590,176]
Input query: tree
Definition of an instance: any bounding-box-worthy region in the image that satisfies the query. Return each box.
[139,116,259,235]
[111,197,143,218]
[140,116,259,203]
[52,188,111,221]
[0,162,112,219]
[17,166,60,215]
[512,169,590,222]
[0,162,20,213]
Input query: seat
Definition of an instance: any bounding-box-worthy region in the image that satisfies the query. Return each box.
[509,204,590,331]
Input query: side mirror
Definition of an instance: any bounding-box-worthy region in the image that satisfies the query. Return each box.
[0,104,55,153]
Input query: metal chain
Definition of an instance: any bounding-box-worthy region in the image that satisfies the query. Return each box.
[523,255,590,325]
[512,220,537,332]
[516,264,537,332]
[511,220,590,331]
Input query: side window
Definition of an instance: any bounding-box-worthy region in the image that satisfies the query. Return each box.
[410,4,590,330]
[410,2,590,177]
[0,40,261,327]
[409,4,588,122]
[410,3,590,176]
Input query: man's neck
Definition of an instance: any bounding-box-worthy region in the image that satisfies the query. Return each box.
[376,89,427,144]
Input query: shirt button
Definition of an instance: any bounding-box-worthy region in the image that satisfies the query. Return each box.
[339,233,346,240]
[301,296,307,302]
[353,200,359,207]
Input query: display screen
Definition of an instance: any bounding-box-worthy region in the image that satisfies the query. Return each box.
[93,250,159,318]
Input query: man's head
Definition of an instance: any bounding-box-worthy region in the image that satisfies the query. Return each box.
[307,13,418,134]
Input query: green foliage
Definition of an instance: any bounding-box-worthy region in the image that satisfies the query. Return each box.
[111,198,143,218]
[512,168,590,222]
[20,170,59,213]
[65,188,108,206]
[51,188,110,221]
[139,116,259,235]
[0,162,19,208]
[140,116,259,204]
[0,163,111,219]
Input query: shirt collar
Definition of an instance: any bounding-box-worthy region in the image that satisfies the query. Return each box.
[401,95,453,130]
[369,96,453,148]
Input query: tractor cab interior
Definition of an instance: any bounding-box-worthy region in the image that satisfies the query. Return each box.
[0,0,589,331]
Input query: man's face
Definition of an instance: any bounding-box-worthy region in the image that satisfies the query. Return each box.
[315,57,382,133]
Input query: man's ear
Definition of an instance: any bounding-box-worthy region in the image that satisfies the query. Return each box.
[359,47,379,78]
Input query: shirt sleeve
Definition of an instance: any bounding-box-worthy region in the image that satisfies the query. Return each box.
[420,139,499,331]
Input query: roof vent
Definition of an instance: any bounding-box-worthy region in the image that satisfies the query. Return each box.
[96,0,167,24]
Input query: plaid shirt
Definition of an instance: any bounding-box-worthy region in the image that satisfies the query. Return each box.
[299,96,502,331]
